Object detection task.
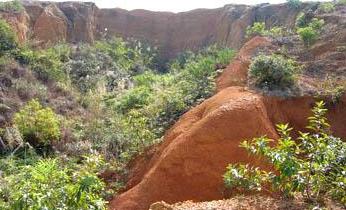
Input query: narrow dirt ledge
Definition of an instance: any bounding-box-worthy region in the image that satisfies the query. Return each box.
[149,195,344,210]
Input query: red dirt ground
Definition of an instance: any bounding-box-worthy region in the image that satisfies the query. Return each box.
[109,36,346,210]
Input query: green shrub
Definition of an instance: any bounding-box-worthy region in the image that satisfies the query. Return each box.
[287,0,301,9]
[295,12,310,28]
[96,46,235,162]
[13,78,48,101]
[246,22,284,38]
[248,54,299,90]
[337,0,346,5]
[114,86,152,113]
[309,18,325,31]
[66,37,155,93]
[268,26,284,37]
[317,75,345,103]
[246,22,266,38]
[0,19,17,55]
[0,155,107,209]
[224,101,346,205]
[94,37,156,72]
[29,48,67,82]
[145,86,187,135]
[0,0,24,12]
[296,16,324,47]
[318,2,335,13]
[297,26,318,47]
[66,46,106,92]
[13,99,61,147]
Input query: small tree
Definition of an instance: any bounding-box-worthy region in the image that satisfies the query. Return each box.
[13,99,61,147]
[248,54,299,90]
[224,101,346,205]
[246,22,266,38]
[246,22,284,38]
[287,0,301,9]
[297,26,318,47]
[0,19,17,55]
[0,0,24,12]
[309,18,325,31]
[318,2,335,13]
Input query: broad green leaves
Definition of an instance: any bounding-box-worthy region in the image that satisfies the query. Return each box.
[224,101,346,205]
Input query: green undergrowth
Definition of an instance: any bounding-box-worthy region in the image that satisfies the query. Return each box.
[224,101,346,207]
[0,14,236,209]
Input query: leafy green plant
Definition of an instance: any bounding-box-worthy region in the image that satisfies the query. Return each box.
[88,46,236,163]
[248,54,300,90]
[296,15,324,47]
[30,47,68,82]
[0,0,24,12]
[295,12,309,28]
[297,26,318,47]
[246,22,266,38]
[0,18,17,56]
[246,22,284,38]
[287,0,301,9]
[13,78,48,101]
[94,37,156,73]
[0,155,107,209]
[317,75,345,103]
[309,18,325,31]
[337,0,346,5]
[318,2,335,13]
[114,86,152,113]
[224,101,346,205]
[65,37,156,93]
[13,99,61,147]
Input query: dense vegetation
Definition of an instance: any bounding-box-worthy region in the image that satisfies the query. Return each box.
[246,22,284,38]
[224,101,346,207]
[0,18,17,55]
[0,14,236,209]
[0,0,23,12]
[248,54,300,91]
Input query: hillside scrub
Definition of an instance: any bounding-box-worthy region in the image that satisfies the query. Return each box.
[246,22,284,38]
[287,0,301,9]
[0,154,109,209]
[0,18,236,208]
[93,45,236,162]
[248,54,300,91]
[296,14,324,47]
[0,0,23,12]
[13,99,61,149]
[0,19,17,56]
[318,2,335,13]
[297,27,318,47]
[224,101,346,206]
[337,0,346,5]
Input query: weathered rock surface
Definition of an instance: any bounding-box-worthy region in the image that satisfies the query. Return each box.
[33,4,67,44]
[0,10,29,43]
[1,1,311,58]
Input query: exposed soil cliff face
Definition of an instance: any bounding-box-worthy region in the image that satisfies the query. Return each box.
[109,34,346,209]
[0,10,29,43]
[2,1,308,58]
[33,4,68,44]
